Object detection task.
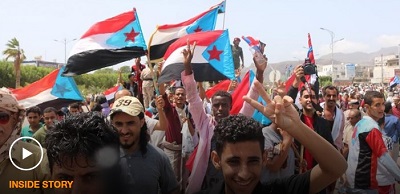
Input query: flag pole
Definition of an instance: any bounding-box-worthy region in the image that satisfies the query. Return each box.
[145,54,160,96]
[222,0,227,30]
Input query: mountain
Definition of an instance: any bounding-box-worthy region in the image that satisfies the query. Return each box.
[241,46,399,83]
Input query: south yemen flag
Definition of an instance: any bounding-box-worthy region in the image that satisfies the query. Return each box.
[158,30,235,83]
[63,9,147,76]
[148,1,224,63]
[12,66,84,110]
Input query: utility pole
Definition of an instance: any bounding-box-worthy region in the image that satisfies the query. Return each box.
[381,54,384,84]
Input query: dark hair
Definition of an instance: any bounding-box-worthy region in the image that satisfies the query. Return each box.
[110,112,149,155]
[364,91,384,106]
[91,103,103,112]
[323,85,339,96]
[69,102,80,109]
[173,86,185,94]
[212,90,232,107]
[43,107,57,114]
[384,101,392,113]
[214,115,264,156]
[45,112,119,172]
[300,84,316,97]
[95,95,107,104]
[26,106,42,116]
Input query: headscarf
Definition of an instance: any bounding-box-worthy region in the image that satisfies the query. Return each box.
[0,87,25,163]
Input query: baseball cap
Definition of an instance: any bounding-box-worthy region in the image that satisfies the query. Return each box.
[110,96,144,117]
[234,37,240,42]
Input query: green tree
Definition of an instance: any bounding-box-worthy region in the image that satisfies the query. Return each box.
[119,65,131,73]
[319,76,332,87]
[2,38,26,88]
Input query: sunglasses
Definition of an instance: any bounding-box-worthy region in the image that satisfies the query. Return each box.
[0,112,11,125]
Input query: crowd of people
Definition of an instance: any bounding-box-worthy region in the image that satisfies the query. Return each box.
[1,38,400,194]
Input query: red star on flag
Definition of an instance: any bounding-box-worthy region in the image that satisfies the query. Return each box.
[207,45,223,61]
[194,26,202,32]
[124,28,140,42]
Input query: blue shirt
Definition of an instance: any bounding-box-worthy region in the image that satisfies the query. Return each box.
[384,114,400,143]
[20,123,43,140]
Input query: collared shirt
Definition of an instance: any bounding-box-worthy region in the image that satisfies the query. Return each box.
[119,143,178,194]
[21,123,44,140]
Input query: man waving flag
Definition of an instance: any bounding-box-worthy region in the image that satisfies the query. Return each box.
[63,9,147,76]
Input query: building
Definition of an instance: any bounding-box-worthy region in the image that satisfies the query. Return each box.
[371,54,400,84]
[317,63,374,85]
[22,56,63,69]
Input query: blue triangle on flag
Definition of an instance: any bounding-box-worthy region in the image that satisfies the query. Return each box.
[51,66,84,100]
[202,30,235,80]
[186,9,218,34]
[106,12,146,49]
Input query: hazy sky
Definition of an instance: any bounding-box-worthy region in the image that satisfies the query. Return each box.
[1,0,400,69]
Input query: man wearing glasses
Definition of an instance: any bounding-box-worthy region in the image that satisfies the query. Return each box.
[0,87,50,194]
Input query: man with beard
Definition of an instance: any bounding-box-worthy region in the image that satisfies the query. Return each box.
[0,88,50,194]
[110,96,179,194]
[345,91,400,193]
[320,85,345,151]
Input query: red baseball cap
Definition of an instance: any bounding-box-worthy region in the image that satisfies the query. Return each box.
[234,37,240,42]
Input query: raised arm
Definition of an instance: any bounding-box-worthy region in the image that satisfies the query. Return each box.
[243,80,347,194]
[239,51,267,116]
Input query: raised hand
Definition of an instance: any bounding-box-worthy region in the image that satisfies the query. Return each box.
[253,51,267,72]
[155,95,165,110]
[243,80,300,130]
[182,39,196,65]
[273,80,286,97]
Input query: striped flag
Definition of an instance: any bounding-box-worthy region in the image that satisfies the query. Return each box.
[12,66,84,110]
[158,30,235,83]
[148,1,225,63]
[103,85,123,103]
[63,9,147,76]
[285,33,317,92]
[390,76,400,88]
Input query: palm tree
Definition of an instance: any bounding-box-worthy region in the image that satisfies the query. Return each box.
[3,38,26,88]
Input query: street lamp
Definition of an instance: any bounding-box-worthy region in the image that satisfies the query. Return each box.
[320,27,344,83]
[54,38,77,64]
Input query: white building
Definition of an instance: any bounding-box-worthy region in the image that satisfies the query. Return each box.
[317,63,373,85]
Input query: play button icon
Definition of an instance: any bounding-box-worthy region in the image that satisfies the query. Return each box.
[9,137,44,171]
[22,148,33,159]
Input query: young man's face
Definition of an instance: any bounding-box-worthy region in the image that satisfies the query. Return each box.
[0,108,16,147]
[51,155,103,194]
[111,112,144,151]
[212,141,264,194]
[366,97,385,121]
[43,111,57,128]
[300,90,317,112]
[69,107,79,115]
[173,88,186,106]
[212,96,231,122]
[27,112,41,127]
[324,88,338,108]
